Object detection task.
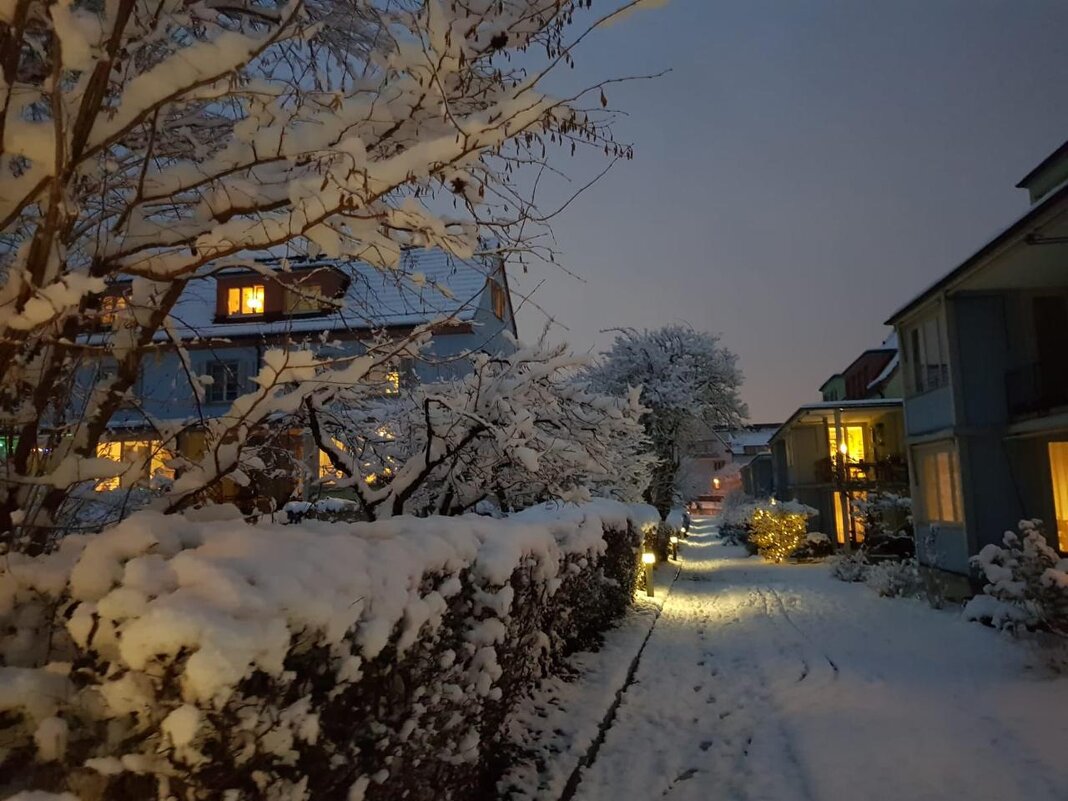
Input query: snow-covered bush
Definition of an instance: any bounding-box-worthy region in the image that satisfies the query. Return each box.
[716,493,755,546]
[0,501,647,800]
[866,558,923,598]
[852,492,914,560]
[309,339,656,518]
[791,532,834,562]
[964,520,1068,634]
[830,551,869,582]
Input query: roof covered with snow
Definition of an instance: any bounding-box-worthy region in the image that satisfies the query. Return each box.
[164,249,498,340]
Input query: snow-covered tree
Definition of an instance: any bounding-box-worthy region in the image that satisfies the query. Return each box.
[305,337,655,517]
[586,326,746,516]
[0,0,659,550]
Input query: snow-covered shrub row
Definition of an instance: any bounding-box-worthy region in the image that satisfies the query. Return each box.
[0,501,651,800]
[964,520,1068,634]
[865,559,923,598]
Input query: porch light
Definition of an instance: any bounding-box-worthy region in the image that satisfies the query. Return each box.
[713,477,721,490]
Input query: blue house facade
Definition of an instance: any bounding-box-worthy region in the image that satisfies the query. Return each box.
[888,141,1068,585]
[80,249,518,494]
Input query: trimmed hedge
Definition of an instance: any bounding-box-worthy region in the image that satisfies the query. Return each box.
[0,503,649,800]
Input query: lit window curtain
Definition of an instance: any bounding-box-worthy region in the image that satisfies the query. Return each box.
[1049,442,1068,552]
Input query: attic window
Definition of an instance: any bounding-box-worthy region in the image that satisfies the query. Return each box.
[100,294,127,327]
[226,284,265,316]
[490,279,506,320]
[284,285,327,315]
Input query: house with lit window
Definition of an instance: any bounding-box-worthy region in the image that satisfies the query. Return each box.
[683,424,780,512]
[887,139,1068,589]
[75,248,517,496]
[769,398,907,547]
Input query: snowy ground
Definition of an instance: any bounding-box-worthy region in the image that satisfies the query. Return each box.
[527,517,1068,801]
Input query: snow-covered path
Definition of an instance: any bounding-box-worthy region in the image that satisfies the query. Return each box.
[570,518,1068,801]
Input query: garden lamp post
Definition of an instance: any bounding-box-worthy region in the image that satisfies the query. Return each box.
[642,551,656,597]
[669,535,679,561]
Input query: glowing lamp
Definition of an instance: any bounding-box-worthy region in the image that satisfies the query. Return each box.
[669,535,679,545]
[641,551,656,566]
[839,442,848,456]
[713,477,721,490]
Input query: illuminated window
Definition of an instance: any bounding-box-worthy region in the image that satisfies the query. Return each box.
[385,369,400,395]
[319,439,346,480]
[828,425,865,462]
[205,361,241,403]
[1048,442,1068,552]
[913,442,962,524]
[95,439,174,491]
[100,294,127,327]
[226,284,265,316]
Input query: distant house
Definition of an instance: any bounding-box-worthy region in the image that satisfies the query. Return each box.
[684,424,780,511]
[771,334,907,546]
[769,399,907,546]
[78,249,518,496]
[886,139,1068,590]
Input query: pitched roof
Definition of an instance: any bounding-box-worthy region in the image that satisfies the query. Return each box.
[1016,139,1068,189]
[165,249,498,341]
[885,178,1068,325]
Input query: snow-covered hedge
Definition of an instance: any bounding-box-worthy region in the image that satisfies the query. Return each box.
[964,519,1068,634]
[0,501,650,800]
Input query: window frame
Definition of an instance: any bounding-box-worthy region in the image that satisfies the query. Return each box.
[205,360,242,403]
[912,440,963,525]
[904,310,949,396]
[226,284,266,317]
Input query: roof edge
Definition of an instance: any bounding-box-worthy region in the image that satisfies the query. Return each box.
[885,178,1068,327]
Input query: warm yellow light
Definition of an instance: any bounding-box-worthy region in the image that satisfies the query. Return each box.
[244,285,264,313]
[385,369,400,395]
[839,442,849,456]
[712,477,721,490]
[669,535,679,544]
[641,551,656,565]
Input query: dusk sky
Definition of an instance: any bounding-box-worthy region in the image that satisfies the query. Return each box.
[511,0,1068,422]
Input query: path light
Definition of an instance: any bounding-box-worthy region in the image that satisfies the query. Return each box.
[669,534,679,561]
[642,550,656,597]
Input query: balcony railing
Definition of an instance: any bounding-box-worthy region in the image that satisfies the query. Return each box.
[814,456,909,487]
[1006,362,1068,418]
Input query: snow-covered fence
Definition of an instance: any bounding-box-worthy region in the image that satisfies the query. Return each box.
[0,502,653,800]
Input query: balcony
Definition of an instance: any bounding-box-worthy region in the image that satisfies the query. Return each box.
[814,455,909,488]
[1006,362,1068,418]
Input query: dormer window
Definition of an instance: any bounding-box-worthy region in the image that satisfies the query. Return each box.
[284,285,327,315]
[227,284,265,316]
[100,294,127,327]
[216,267,346,323]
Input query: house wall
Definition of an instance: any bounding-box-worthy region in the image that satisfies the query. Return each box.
[84,277,516,429]
[843,351,894,400]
